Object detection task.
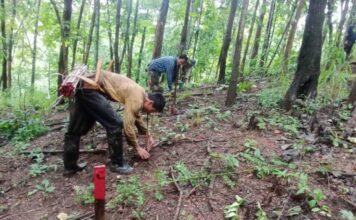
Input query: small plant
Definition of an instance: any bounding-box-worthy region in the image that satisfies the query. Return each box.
[28,179,55,196]
[29,163,49,177]
[339,209,355,220]
[109,176,145,208]
[74,184,94,204]
[154,170,170,201]
[216,110,232,122]
[224,195,244,220]
[256,202,268,220]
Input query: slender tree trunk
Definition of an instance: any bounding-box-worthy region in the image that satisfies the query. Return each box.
[7,0,17,89]
[107,0,114,60]
[119,0,132,71]
[265,0,297,74]
[94,0,100,67]
[71,0,85,69]
[136,27,146,83]
[31,0,41,90]
[0,0,7,91]
[225,0,249,107]
[217,0,238,84]
[128,0,139,78]
[114,0,122,73]
[152,0,169,59]
[179,0,192,55]
[250,0,267,65]
[192,0,203,59]
[259,0,276,70]
[283,0,305,73]
[284,0,327,110]
[336,0,350,46]
[82,1,96,65]
[325,0,334,45]
[241,0,260,74]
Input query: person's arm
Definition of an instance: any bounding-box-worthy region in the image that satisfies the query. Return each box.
[123,102,150,159]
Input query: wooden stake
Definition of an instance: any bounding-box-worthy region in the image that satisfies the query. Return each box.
[93,165,106,220]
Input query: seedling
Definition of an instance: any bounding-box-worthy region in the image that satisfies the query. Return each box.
[224,195,244,220]
[28,179,55,196]
[74,184,94,204]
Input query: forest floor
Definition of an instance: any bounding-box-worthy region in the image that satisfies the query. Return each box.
[0,79,355,220]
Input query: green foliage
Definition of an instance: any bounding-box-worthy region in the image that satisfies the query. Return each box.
[154,170,170,201]
[28,179,55,196]
[224,195,244,220]
[109,176,145,208]
[0,110,48,142]
[174,161,207,187]
[256,202,268,220]
[74,184,94,205]
[237,81,255,93]
[339,210,355,220]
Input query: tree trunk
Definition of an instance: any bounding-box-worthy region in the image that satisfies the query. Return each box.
[0,0,7,91]
[82,1,96,65]
[7,0,17,89]
[336,0,350,46]
[192,0,203,59]
[325,0,334,45]
[31,0,41,90]
[71,0,85,69]
[225,0,249,107]
[241,0,260,74]
[217,0,238,84]
[114,0,122,73]
[106,0,114,60]
[284,0,327,110]
[152,0,169,59]
[282,0,305,73]
[250,0,267,64]
[136,27,146,83]
[119,0,132,72]
[179,0,192,55]
[94,0,100,67]
[128,0,139,78]
[259,0,276,70]
[265,0,297,74]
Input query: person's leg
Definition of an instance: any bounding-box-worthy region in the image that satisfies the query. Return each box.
[76,90,133,174]
[63,96,95,174]
[148,70,163,93]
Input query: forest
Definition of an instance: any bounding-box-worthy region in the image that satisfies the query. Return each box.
[0,0,355,219]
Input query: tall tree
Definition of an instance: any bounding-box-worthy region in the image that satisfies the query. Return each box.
[250,0,267,62]
[128,0,139,78]
[71,0,85,68]
[217,0,238,84]
[284,0,327,110]
[119,0,132,71]
[325,0,334,45]
[50,0,73,93]
[82,0,97,65]
[93,0,100,67]
[136,27,146,83]
[106,0,114,60]
[282,0,305,73]
[225,0,249,106]
[114,0,122,72]
[31,0,42,90]
[192,0,203,59]
[7,0,17,88]
[336,0,350,46]
[259,0,276,70]
[179,0,192,55]
[241,0,260,74]
[152,0,169,59]
[0,0,7,91]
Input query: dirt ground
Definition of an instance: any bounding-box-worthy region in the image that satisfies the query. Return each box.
[0,81,355,220]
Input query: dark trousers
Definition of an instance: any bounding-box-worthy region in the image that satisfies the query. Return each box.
[63,89,124,169]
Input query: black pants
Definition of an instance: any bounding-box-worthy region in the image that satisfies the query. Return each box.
[63,89,124,169]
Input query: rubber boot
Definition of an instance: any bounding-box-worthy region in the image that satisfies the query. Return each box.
[63,134,87,176]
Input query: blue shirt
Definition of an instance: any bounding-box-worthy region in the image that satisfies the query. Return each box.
[148,56,177,90]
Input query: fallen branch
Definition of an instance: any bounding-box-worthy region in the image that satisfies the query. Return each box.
[21,149,107,155]
[170,167,183,220]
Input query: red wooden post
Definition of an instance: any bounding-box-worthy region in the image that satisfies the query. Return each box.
[94,165,106,220]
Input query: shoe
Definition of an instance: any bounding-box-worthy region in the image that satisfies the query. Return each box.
[110,163,133,175]
[63,162,87,177]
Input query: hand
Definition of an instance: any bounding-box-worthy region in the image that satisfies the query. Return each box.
[146,135,156,152]
[136,146,150,160]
